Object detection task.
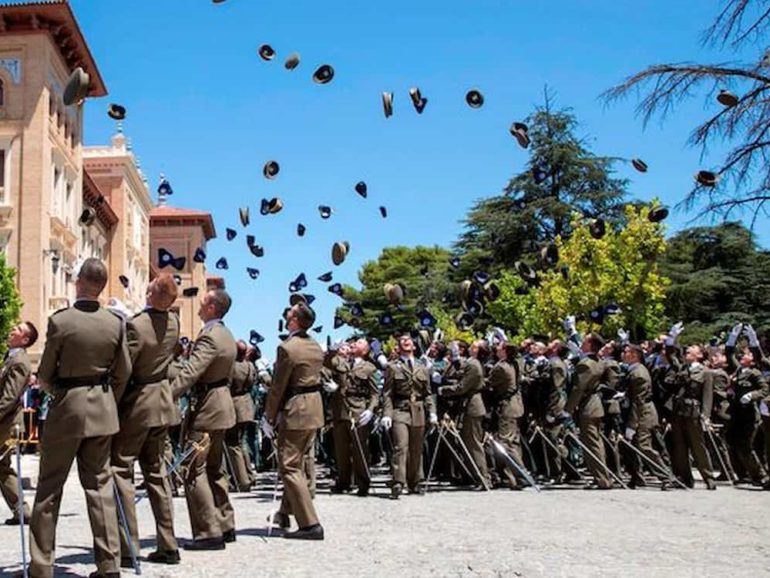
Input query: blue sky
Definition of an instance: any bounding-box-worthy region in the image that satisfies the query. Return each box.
[72,0,767,355]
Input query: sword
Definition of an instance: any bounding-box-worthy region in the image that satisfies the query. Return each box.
[222,439,238,491]
[425,427,443,490]
[701,419,735,482]
[114,484,141,575]
[435,423,476,482]
[165,433,210,480]
[350,417,372,484]
[13,426,28,578]
[486,435,540,492]
[565,431,629,489]
[445,420,491,491]
[616,436,688,490]
[266,450,281,538]
[531,426,584,480]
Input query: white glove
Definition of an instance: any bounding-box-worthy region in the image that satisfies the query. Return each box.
[260,416,275,439]
[624,427,635,441]
[612,391,626,401]
[563,315,577,336]
[745,324,760,348]
[740,392,753,405]
[437,386,450,396]
[376,354,389,370]
[381,416,392,430]
[566,341,581,357]
[669,322,684,340]
[726,323,743,347]
[323,380,339,393]
[450,341,460,361]
[431,371,443,385]
[760,401,769,417]
[429,412,438,425]
[357,409,373,427]
[664,336,674,346]
[617,328,629,344]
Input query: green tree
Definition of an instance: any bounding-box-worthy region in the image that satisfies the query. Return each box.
[487,205,670,341]
[337,246,457,341]
[0,253,23,358]
[659,221,770,343]
[456,94,629,275]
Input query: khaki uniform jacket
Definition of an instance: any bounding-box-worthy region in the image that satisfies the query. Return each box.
[545,357,568,418]
[344,359,379,419]
[230,360,257,424]
[440,358,487,418]
[626,363,659,431]
[171,321,237,431]
[671,362,713,419]
[325,354,351,422]
[565,354,604,419]
[729,366,768,424]
[0,349,32,442]
[37,300,132,439]
[265,332,325,430]
[121,308,180,429]
[486,360,523,419]
[710,368,731,422]
[383,358,434,426]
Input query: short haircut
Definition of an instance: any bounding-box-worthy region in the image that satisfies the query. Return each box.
[209,289,232,318]
[23,321,39,348]
[586,332,605,353]
[79,258,108,294]
[625,344,644,361]
[153,273,179,309]
[294,302,315,330]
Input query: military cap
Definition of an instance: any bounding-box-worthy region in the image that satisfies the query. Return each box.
[417,309,436,328]
[318,271,333,282]
[119,275,130,289]
[250,330,265,345]
[350,303,364,317]
[484,281,500,302]
[604,303,622,316]
[263,160,280,180]
[226,228,237,241]
[79,207,96,227]
[63,66,90,106]
[625,343,644,359]
[717,89,739,107]
[379,206,388,218]
[285,53,301,70]
[216,257,229,270]
[589,218,606,240]
[258,44,276,61]
[108,103,126,121]
[409,87,428,114]
[466,89,484,108]
[355,181,368,198]
[183,287,199,298]
[247,267,260,280]
[278,319,284,332]
[289,273,308,293]
[334,315,346,329]
[515,261,537,283]
[332,241,349,266]
[472,271,490,285]
[648,205,669,223]
[157,179,173,196]
[289,293,308,306]
[311,325,323,333]
[510,122,530,149]
[319,205,333,219]
[158,248,186,271]
[297,223,306,237]
[455,311,474,331]
[382,92,394,118]
[379,312,394,326]
[260,198,271,216]
[459,280,473,305]
[588,306,604,324]
[466,300,484,317]
[247,236,265,257]
[173,274,182,285]
[532,166,548,184]
[193,247,207,263]
[449,256,461,269]
[328,283,344,297]
[695,170,719,187]
[239,207,250,227]
[631,158,648,173]
[384,283,405,305]
[313,64,335,84]
[541,243,559,266]
[267,197,284,214]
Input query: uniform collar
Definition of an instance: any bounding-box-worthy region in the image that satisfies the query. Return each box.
[6,347,23,359]
[202,318,223,332]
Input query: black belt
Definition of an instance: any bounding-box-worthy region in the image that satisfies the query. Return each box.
[286,384,323,399]
[495,390,519,402]
[132,371,168,386]
[56,375,111,389]
[193,379,229,395]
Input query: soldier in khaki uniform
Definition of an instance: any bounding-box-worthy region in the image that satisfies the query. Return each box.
[621,344,668,489]
[383,334,437,499]
[30,258,132,578]
[487,340,524,489]
[565,333,612,489]
[438,340,489,487]
[332,339,379,497]
[225,340,258,492]
[264,300,325,540]
[111,273,181,566]
[0,321,37,524]
[324,342,352,493]
[171,289,238,550]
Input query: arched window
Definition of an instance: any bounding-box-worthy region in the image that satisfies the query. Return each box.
[0,78,5,107]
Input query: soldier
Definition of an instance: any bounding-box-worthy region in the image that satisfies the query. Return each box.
[382,334,437,499]
[324,341,352,492]
[663,334,717,490]
[487,339,524,489]
[30,258,132,578]
[0,321,37,525]
[111,273,181,566]
[332,339,378,496]
[565,332,613,489]
[226,340,258,492]
[170,289,238,550]
[621,344,669,489]
[438,340,490,488]
[540,340,570,481]
[263,299,325,540]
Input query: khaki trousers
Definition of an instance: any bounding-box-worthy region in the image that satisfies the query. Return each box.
[461,415,490,485]
[332,420,370,490]
[112,424,178,556]
[390,421,424,490]
[277,426,319,528]
[0,438,29,520]
[628,426,668,482]
[183,430,234,540]
[726,420,766,483]
[30,435,120,578]
[225,423,255,490]
[670,415,714,485]
[495,417,523,488]
[578,417,612,488]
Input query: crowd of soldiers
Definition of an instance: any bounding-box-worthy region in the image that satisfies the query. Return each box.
[0,258,769,577]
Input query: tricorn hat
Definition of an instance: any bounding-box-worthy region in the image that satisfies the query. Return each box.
[465,89,484,108]
[382,92,394,118]
[263,160,280,180]
[107,103,126,121]
[510,122,530,149]
[284,53,300,70]
[313,64,335,84]
[332,241,349,266]
[258,44,276,61]
[63,67,90,106]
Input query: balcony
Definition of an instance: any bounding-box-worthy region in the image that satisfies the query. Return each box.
[49,214,78,249]
[48,296,70,313]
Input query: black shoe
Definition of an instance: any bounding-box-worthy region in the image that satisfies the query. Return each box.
[88,573,121,578]
[705,479,717,491]
[223,529,236,543]
[390,485,402,500]
[356,486,369,497]
[330,484,349,494]
[3,517,21,526]
[284,524,324,541]
[147,550,181,565]
[268,511,291,529]
[412,484,426,496]
[183,537,226,551]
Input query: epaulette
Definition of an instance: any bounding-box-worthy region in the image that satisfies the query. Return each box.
[50,307,69,317]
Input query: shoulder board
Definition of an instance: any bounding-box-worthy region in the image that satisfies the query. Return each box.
[50,307,69,316]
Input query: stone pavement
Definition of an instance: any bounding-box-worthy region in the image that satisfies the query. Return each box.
[0,454,769,577]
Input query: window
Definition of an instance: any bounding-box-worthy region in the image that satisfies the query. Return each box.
[0,150,5,189]
[0,79,4,107]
